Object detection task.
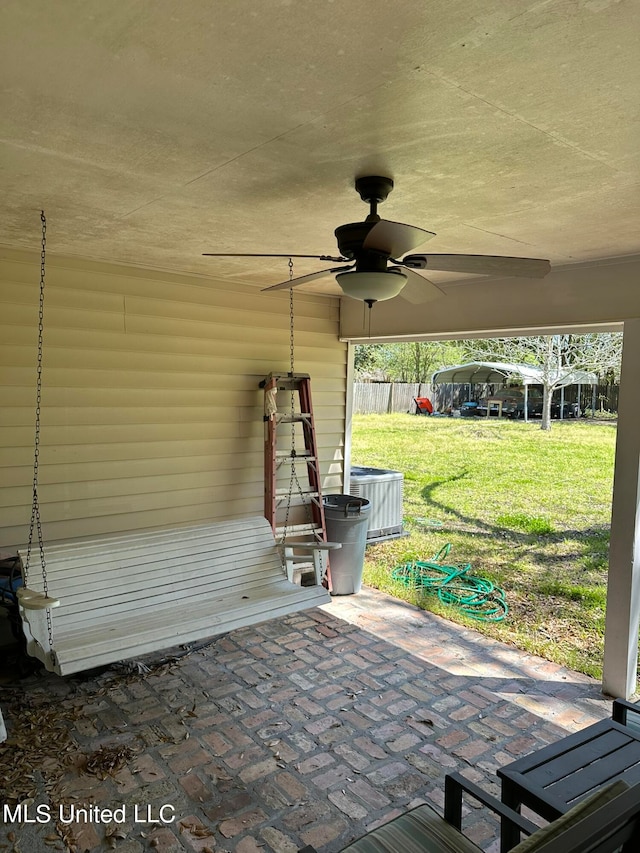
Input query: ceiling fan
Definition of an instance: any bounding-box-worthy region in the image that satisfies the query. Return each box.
[203,176,551,306]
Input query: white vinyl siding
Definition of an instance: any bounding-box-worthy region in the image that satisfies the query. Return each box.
[0,249,346,549]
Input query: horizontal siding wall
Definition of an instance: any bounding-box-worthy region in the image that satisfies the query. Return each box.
[0,249,346,549]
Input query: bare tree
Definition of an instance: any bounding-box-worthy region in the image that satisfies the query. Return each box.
[462,333,622,430]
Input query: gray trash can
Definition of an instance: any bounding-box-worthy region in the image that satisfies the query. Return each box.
[323,495,371,595]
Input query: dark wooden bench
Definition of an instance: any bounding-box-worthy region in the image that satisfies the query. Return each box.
[497,715,640,850]
[613,697,640,734]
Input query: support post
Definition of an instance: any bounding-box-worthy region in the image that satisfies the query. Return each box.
[603,319,640,699]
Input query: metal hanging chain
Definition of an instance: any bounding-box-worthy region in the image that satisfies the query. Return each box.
[25,211,47,586]
[288,278,295,455]
[280,260,314,543]
[280,261,296,542]
[24,212,55,653]
[288,261,296,476]
[288,258,295,377]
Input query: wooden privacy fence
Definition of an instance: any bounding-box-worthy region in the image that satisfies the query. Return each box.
[354,383,433,414]
[354,382,619,415]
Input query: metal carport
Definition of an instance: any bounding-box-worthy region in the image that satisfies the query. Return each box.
[431,361,598,421]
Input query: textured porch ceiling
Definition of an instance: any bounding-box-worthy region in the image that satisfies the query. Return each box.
[1,1,639,293]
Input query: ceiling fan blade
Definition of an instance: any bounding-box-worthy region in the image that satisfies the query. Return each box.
[393,268,445,304]
[203,252,347,262]
[363,220,436,257]
[402,254,551,278]
[261,265,354,292]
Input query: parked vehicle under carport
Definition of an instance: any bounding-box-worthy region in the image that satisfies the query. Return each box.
[475,388,524,418]
[475,386,580,419]
[432,362,596,423]
[512,387,580,419]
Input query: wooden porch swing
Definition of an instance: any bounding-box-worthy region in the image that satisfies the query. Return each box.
[17,231,335,676]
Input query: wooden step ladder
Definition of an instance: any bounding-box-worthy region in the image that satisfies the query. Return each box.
[261,373,327,547]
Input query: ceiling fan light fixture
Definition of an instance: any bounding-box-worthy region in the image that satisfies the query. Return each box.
[335,269,407,303]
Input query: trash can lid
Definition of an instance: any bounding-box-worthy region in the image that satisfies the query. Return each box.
[323,494,370,515]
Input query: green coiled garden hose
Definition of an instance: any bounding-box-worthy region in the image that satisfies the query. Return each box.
[391,544,508,622]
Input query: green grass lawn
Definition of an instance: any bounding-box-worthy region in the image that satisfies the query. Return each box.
[352,413,617,679]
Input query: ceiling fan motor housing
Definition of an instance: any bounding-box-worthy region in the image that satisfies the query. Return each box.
[335,175,397,260]
[334,222,385,261]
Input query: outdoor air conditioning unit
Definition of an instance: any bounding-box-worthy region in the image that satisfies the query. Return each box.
[349,466,406,542]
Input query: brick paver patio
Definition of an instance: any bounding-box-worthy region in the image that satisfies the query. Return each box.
[1,587,616,853]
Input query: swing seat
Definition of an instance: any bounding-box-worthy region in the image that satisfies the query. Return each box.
[16,516,335,676]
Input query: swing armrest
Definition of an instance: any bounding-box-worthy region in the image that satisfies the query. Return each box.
[281,541,340,586]
[282,541,342,563]
[17,587,61,610]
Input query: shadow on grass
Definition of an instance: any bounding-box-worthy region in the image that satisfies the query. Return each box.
[418,475,610,570]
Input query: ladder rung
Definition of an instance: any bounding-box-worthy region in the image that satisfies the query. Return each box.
[275,451,316,460]
[275,489,319,499]
[279,414,312,423]
[268,373,311,388]
[276,523,323,537]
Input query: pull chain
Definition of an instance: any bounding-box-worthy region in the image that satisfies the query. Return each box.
[24,211,55,656]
